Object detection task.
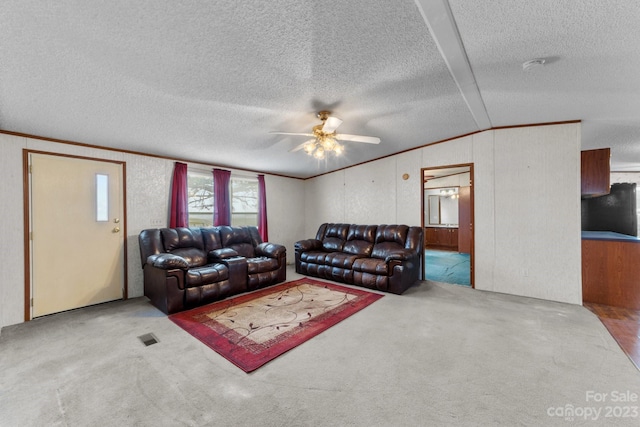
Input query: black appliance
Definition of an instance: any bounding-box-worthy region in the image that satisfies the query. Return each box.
[581,182,637,236]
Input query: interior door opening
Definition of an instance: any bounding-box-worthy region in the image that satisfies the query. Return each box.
[421,164,474,288]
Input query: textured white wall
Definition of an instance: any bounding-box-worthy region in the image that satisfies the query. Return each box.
[265,174,305,264]
[303,124,582,304]
[0,134,27,328]
[489,125,581,303]
[0,134,304,329]
[344,157,397,224]
[304,153,425,232]
[125,154,173,298]
[304,171,347,236]
[0,123,581,328]
[395,150,423,227]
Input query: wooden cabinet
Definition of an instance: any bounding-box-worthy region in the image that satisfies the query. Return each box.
[425,227,458,250]
[583,237,640,310]
[581,148,610,197]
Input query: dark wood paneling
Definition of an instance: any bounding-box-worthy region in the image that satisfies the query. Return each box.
[581,148,610,197]
[582,239,640,309]
[458,186,471,254]
[425,227,458,250]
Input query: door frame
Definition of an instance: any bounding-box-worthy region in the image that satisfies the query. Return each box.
[22,149,128,321]
[421,163,475,288]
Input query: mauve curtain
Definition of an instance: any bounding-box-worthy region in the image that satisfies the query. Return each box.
[169,162,188,228]
[213,169,231,226]
[257,174,268,241]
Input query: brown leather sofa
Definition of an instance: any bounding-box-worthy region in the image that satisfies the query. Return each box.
[295,223,423,294]
[139,226,286,314]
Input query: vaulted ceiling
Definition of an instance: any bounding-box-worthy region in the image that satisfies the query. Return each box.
[1,1,639,178]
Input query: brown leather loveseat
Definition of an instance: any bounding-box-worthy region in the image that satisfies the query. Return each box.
[295,223,423,294]
[139,226,286,314]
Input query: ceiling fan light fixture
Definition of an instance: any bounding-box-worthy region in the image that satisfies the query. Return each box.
[522,58,546,72]
[276,110,381,159]
[303,141,315,154]
[321,136,336,151]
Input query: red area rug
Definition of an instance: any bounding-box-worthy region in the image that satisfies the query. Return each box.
[169,278,383,372]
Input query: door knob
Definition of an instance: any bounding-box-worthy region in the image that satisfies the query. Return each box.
[113,227,120,233]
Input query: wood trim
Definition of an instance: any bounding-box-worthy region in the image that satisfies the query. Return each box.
[469,163,475,288]
[424,170,469,182]
[421,163,475,288]
[307,131,481,180]
[3,120,580,182]
[22,149,129,320]
[22,150,31,321]
[122,162,128,300]
[490,120,580,131]
[306,120,581,180]
[1,130,302,181]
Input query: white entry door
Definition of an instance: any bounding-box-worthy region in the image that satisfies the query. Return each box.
[30,153,125,317]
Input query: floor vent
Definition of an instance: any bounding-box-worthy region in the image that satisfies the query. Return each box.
[138,333,159,346]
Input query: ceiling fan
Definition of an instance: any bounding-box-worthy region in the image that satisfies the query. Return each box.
[270,111,381,159]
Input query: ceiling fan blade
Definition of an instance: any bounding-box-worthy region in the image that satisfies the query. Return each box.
[335,134,381,144]
[289,139,316,153]
[322,116,343,133]
[269,131,315,137]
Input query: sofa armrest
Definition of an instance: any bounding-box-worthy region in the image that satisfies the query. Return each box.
[295,239,322,252]
[383,249,417,263]
[147,253,189,269]
[208,248,239,262]
[255,242,286,258]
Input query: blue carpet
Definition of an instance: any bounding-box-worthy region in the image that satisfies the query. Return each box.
[424,250,471,286]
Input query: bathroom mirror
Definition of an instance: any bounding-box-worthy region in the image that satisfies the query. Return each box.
[426,187,459,225]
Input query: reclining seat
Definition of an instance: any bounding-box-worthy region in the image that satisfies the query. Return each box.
[218,226,286,291]
[353,225,422,294]
[139,227,234,314]
[295,223,354,282]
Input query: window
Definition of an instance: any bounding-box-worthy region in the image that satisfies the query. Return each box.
[187,170,258,228]
[231,176,258,227]
[187,170,213,227]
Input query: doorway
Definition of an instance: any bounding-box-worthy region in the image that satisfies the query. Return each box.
[422,164,474,287]
[25,151,127,319]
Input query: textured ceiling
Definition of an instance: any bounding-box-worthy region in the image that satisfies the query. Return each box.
[1,0,639,178]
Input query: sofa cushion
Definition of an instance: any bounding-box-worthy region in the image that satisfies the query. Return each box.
[246,257,279,274]
[348,224,377,242]
[321,223,349,251]
[161,227,204,251]
[324,223,350,240]
[352,258,389,275]
[371,242,405,260]
[301,251,359,269]
[372,224,410,260]
[185,264,229,287]
[201,227,223,252]
[325,252,360,269]
[342,240,373,256]
[300,251,330,265]
[219,226,256,258]
[375,224,409,246]
[322,237,345,252]
[169,248,207,267]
